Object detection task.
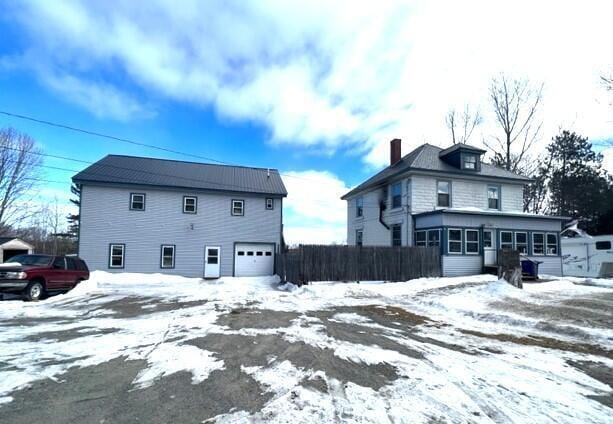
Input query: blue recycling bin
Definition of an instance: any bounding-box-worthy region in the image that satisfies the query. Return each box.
[521,258,541,279]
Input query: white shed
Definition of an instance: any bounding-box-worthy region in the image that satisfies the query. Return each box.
[0,237,34,263]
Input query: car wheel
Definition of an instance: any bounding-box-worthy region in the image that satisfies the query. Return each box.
[24,281,44,301]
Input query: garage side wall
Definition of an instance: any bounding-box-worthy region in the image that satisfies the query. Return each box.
[79,184,282,277]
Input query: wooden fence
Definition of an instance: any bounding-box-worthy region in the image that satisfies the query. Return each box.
[276,245,441,284]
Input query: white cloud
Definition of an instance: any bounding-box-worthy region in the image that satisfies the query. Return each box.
[282,170,349,245]
[4,0,613,165]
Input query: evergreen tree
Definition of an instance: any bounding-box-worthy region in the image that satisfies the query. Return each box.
[66,183,80,238]
[546,130,613,234]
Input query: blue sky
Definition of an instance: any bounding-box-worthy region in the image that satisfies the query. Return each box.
[0,1,612,243]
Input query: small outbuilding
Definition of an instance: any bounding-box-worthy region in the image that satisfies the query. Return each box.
[0,237,34,263]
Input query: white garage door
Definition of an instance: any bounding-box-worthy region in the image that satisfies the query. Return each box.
[234,243,275,277]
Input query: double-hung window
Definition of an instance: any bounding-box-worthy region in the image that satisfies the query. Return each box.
[462,154,478,170]
[232,199,244,216]
[183,196,197,214]
[130,193,145,211]
[160,245,175,268]
[109,244,125,268]
[356,196,363,217]
[500,231,513,250]
[546,233,558,255]
[266,198,274,210]
[448,229,462,254]
[414,231,427,247]
[391,182,402,209]
[532,233,544,255]
[356,230,363,247]
[437,181,450,207]
[428,229,440,247]
[487,185,500,210]
[391,224,402,246]
[465,229,479,254]
[515,232,528,255]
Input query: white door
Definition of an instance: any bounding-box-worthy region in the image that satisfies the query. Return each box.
[234,243,274,277]
[204,246,220,278]
[484,230,496,266]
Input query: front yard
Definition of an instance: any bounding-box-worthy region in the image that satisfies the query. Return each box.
[0,272,611,423]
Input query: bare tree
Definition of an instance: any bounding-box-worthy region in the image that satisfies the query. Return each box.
[0,128,41,232]
[445,106,482,144]
[486,75,543,174]
[602,75,613,91]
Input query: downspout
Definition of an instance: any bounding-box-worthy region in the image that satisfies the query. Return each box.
[379,200,390,230]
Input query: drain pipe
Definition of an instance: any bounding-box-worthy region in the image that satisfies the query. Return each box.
[379,200,390,230]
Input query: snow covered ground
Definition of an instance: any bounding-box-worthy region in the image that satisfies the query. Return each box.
[0,271,611,423]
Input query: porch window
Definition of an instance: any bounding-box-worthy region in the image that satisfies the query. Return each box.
[427,230,440,247]
[532,233,544,255]
[391,182,402,209]
[487,185,500,210]
[546,233,558,255]
[500,231,513,250]
[465,230,479,254]
[414,231,427,247]
[448,229,462,254]
[356,196,363,217]
[515,232,528,255]
[437,181,450,207]
[356,230,363,247]
[391,224,402,246]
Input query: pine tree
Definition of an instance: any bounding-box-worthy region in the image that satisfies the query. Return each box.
[66,183,80,238]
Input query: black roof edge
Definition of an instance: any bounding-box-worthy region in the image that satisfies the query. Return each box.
[72,178,288,197]
[439,144,487,157]
[413,209,571,220]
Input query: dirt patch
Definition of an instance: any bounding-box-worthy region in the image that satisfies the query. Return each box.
[460,329,613,359]
[84,297,209,319]
[188,332,399,390]
[567,360,613,408]
[216,308,300,330]
[23,327,119,343]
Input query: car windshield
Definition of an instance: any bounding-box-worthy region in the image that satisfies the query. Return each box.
[9,255,52,266]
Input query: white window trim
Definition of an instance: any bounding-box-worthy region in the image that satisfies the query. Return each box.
[483,229,494,249]
[109,244,125,268]
[448,228,462,255]
[437,180,451,208]
[183,196,197,214]
[356,196,363,217]
[546,232,558,256]
[515,231,528,255]
[532,232,545,256]
[465,229,479,255]
[232,199,245,216]
[266,198,274,210]
[487,185,501,210]
[500,231,514,250]
[391,224,402,246]
[130,193,145,211]
[160,245,175,268]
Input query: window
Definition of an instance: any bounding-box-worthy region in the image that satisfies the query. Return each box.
[483,231,493,248]
[515,232,528,255]
[465,230,479,254]
[414,231,427,247]
[487,185,500,210]
[52,257,66,270]
[546,233,558,255]
[161,245,175,268]
[596,241,612,250]
[238,251,245,256]
[427,230,440,247]
[109,244,125,268]
[266,198,274,210]
[247,251,254,256]
[207,248,219,264]
[130,193,145,211]
[391,224,402,246]
[183,196,197,214]
[462,154,477,170]
[256,251,263,256]
[500,231,513,250]
[356,196,363,217]
[66,257,77,270]
[391,182,402,209]
[356,230,363,247]
[232,199,244,216]
[265,252,272,256]
[532,233,544,255]
[437,181,450,207]
[448,229,462,254]
[382,186,389,208]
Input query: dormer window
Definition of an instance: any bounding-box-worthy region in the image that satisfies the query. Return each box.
[462,154,478,170]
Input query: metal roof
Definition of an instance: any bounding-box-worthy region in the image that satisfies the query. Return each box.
[413,208,570,221]
[342,144,532,199]
[73,155,288,196]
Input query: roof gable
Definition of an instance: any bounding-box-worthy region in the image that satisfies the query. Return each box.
[73,155,287,196]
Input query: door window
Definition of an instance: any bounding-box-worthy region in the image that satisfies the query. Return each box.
[207,248,219,264]
[483,231,493,248]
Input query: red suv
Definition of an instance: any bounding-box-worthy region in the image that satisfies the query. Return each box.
[0,255,90,301]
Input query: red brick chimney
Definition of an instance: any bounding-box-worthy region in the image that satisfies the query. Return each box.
[390,138,401,166]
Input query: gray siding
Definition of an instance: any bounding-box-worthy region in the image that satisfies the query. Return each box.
[442,255,561,277]
[531,256,562,276]
[79,184,282,277]
[410,174,525,214]
[440,214,561,231]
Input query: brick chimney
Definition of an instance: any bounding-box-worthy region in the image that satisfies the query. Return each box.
[390,138,401,166]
